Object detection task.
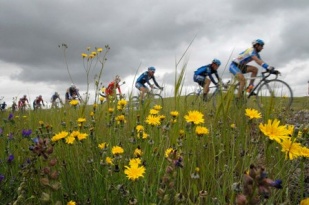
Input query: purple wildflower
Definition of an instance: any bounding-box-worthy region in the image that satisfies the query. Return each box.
[8,113,13,120]
[0,174,4,183]
[32,137,39,144]
[7,132,14,140]
[174,157,184,168]
[7,154,14,163]
[0,128,3,135]
[22,129,32,137]
[271,179,283,189]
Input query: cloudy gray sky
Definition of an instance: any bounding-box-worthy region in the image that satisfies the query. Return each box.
[1,0,309,105]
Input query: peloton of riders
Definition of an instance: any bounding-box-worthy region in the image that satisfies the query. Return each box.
[4,38,274,109]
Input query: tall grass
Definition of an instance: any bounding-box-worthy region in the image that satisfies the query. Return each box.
[0,48,308,205]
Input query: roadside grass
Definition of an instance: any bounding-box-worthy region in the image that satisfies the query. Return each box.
[0,94,308,204]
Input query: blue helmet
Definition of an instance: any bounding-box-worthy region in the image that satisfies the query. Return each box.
[148,67,156,72]
[252,39,265,46]
[212,58,221,66]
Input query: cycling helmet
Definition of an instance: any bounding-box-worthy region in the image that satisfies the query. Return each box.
[212,58,221,66]
[71,84,76,89]
[252,39,265,46]
[148,67,156,72]
[23,95,27,98]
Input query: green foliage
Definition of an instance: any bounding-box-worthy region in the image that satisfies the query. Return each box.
[0,96,308,204]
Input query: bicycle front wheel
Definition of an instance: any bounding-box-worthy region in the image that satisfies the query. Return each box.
[256,79,293,110]
[149,94,163,107]
[185,92,203,108]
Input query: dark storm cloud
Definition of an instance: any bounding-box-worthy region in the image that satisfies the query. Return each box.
[1,0,309,94]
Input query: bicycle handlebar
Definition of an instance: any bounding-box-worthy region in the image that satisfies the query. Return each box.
[261,69,280,79]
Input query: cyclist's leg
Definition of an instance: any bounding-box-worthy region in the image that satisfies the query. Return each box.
[203,78,211,100]
[135,83,148,101]
[229,63,244,98]
[245,65,258,86]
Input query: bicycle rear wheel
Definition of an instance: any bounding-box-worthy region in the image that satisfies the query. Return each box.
[256,79,293,110]
[148,94,163,107]
[185,92,204,107]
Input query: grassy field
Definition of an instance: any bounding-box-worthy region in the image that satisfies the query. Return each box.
[0,93,308,205]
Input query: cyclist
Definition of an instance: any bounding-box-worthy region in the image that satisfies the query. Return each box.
[229,39,275,98]
[18,95,29,110]
[33,95,45,110]
[12,101,17,112]
[101,75,123,100]
[65,84,82,103]
[51,92,63,108]
[0,102,7,111]
[135,67,163,102]
[193,58,222,101]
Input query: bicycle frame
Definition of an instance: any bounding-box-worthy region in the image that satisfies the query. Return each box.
[247,71,277,98]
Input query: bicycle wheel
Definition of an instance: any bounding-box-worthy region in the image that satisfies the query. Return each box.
[185,92,204,107]
[147,94,163,107]
[256,79,293,110]
[127,96,140,110]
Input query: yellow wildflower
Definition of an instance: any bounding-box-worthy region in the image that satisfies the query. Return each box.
[105,157,113,165]
[300,197,309,205]
[195,126,209,136]
[142,132,148,139]
[81,53,88,58]
[165,148,174,158]
[145,115,161,126]
[124,164,146,181]
[136,125,144,132]
[259,119,291,142]
[112,146,124,155]
[129,158,142,166]
[77,133,88,141]
[67,200,76,205]
[153,105,162,110]
[278,138,304,160]
[77,118,86,123]
[117,99,127,106]
[97,48,103,52]
[245,108,262,119]
[51,131,69,142]
[65,136,75,144]
[134,148,143,157]
[98,142,108,149]
[184,110,204,125]
[149,109,159,115]
[170,111,179,117]
[69,100,79,106]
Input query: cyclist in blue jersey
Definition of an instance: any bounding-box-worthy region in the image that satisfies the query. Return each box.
[193,58,222,101]
[135,67,163,102]
[229,39,275,98]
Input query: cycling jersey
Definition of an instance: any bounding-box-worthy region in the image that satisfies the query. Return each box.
[136,71,160,88]
[194,64,219,85]
[233,47,261,65]
[105,82,121,96]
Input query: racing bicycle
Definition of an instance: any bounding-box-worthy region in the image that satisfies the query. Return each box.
[185,82,229,109]
[129,86,164,110]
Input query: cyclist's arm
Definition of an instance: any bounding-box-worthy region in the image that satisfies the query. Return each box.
[152,76,161,88]
[252,56,271,70]
[207,73,218,85]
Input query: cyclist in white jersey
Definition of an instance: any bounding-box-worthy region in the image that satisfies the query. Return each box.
[229,39,275,98]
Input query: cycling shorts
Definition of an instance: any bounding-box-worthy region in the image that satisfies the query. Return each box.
[135,82,147,90]
[229,62,248,75]
[193,75,206,87]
